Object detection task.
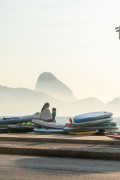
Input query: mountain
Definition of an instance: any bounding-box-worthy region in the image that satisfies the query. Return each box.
[35,72,76,102]
[68,97,105,115]
[0,85,63,115]
[106,98,120,116]
[0,72,120,116]
[0,85,106,116]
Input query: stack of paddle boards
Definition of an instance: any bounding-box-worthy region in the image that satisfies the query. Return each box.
[0,115,39,133]
[64,111,119,135]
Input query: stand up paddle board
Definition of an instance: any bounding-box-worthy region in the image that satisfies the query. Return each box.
[33,128,65,134]
[71,117,113,127]
[0,115,38,125]
[73,111,113,123]
[32,119,65,129]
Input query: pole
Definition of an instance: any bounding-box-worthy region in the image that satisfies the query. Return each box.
[119,26,120,39]
[115,26,120,39]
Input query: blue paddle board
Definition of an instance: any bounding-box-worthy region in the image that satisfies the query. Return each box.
[73,111,113,123]
[33,128,64,134]
[96,121,117,127]
[72,117,113,127]
[0,115,38,125]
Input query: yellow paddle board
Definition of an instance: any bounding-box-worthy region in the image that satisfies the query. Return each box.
[68,131,96,135]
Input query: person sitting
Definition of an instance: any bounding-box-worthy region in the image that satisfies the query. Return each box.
[52,108,56,123]
[40,102,52,122]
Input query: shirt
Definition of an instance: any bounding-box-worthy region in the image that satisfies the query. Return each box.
[40,108,52,120]
[52,111,56,122]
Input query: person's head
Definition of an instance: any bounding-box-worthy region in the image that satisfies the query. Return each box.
[52,108,56,112]
[41,102,50,112]
[44,102,50,108]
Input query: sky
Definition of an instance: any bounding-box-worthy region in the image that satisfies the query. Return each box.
[0,0,120,103]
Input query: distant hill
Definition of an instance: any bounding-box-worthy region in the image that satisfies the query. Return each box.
[106,98,120,116]
[0,72,120,116]
[0,85,106,116]
[69,97,105,115]
[0,85,63,115]
[35,72,76,102]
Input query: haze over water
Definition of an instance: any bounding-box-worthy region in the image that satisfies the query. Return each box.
[1,0,120,121]
[0,0,120,104]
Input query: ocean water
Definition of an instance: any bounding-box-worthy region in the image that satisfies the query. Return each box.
[56,116,120,129]
[56,116,72,124]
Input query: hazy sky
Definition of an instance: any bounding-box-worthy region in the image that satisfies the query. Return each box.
[0,0,120,103]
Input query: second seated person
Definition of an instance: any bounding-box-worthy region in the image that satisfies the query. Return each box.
[40,102,53,122]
